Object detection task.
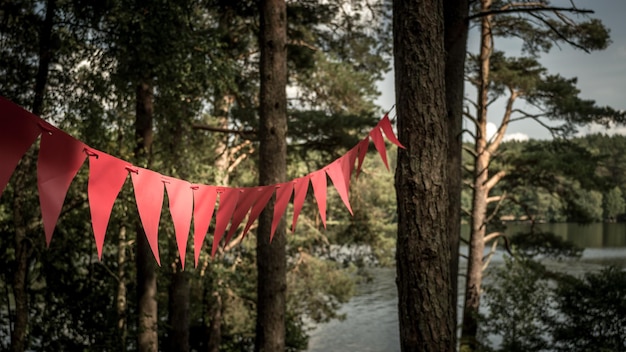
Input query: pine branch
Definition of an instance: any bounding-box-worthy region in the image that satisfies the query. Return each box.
[528,12,590,53]
[468,6,593,21]
[192,123,256,137]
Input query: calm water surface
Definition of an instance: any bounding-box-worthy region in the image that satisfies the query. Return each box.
[306,223,626,352]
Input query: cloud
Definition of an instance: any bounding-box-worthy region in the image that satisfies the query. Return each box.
[503,133,530,142]
[486,122,497,142]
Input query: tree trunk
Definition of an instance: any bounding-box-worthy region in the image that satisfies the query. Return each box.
[135,81,158,352]
[116,225,128,349]
[168,271,190,352]
[444,0,469,335]
[393,0,455,350]
[255,0,288,351]
[205,284,222,352]
[11,2,57,350]
[461,0,492,350]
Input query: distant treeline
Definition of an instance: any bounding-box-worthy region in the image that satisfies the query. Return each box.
[462,133,626,223]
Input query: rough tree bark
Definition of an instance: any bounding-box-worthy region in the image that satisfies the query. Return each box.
[255,0,288,351]
[393,0,455,351]
[135,81,158,352]
[11,1,57,350]
[444,0,469,332]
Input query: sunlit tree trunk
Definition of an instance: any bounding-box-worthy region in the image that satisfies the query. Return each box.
[393,0,455,350]
[255,0,288,351]
[461,1,492,350]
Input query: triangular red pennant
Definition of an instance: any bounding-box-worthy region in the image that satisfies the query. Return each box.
[191,185,218,267]
[343,147,358,191]
[370,127,389,170]
[356,137,369,178]
[224,187,257,246]
[212,188,239,257]
[87,150,130,259]
[130,168,164,266]
[271,182,293,241]
[326,158,353,215]
[291,176,310,233]
[38,130,87,246]
[379,114,405,148]
[0,98,41,195]
[241,186,275,239]
[164,177,193,269]
[310,170,328,228]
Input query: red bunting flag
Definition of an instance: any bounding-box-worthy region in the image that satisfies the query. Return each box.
[224,187,258,246]
[212,187,239,257]
[370,126,389,170]
[345,146,358,189]
[356,137,369,177]
[164,177,193,269]
[379,114,405,149]
[130,168,164,266]
[291,176,310,233]
[0,97,403,265]
[326,155,354,215]
[191,185,218,267]
[310,170,328,228]
[87,150,130,259]
[271,182,293,241]
[241,185,275,239]
[0,98,41,195]
[38,129,87,246]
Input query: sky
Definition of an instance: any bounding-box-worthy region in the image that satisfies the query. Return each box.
[375,0,626,140]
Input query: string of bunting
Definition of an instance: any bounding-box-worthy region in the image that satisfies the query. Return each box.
[0,97,404,269]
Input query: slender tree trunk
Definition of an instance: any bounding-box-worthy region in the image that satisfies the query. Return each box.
[444,0,469,336]
[393,0,455,350]
[461,0,492,350]
[255,0,287,351]
[32,0,56,118]
[116,225,128,349]
[11,2,56,350]
[135,81,158,352]
[205,281,222,352]
[10,212,30,352]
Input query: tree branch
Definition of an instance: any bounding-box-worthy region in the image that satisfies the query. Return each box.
[528,12,591,53]
[468,6,593,21]
[193,123,256,137]
[485,170,506,191]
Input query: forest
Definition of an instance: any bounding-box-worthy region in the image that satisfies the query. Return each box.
[0,0,625,352]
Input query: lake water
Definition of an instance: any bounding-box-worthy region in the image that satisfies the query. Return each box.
[306,223,626,352]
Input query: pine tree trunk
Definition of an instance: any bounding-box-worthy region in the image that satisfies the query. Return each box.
[135,81,158,352]
[255,0,288,351]
[393,0,455,350]
[205,285,222,352]
[168,271,190,352]
[461,0,492,350]
[116,225,128,349]
[444,0,469,333]
[11,2,56,350]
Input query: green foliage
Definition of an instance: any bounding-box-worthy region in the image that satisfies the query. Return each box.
[482,258,554,352]
[603,187,625,222]
[550,266,626,352]
[482,260,626,352]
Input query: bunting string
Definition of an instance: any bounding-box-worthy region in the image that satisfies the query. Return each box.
[0,97,404,268]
